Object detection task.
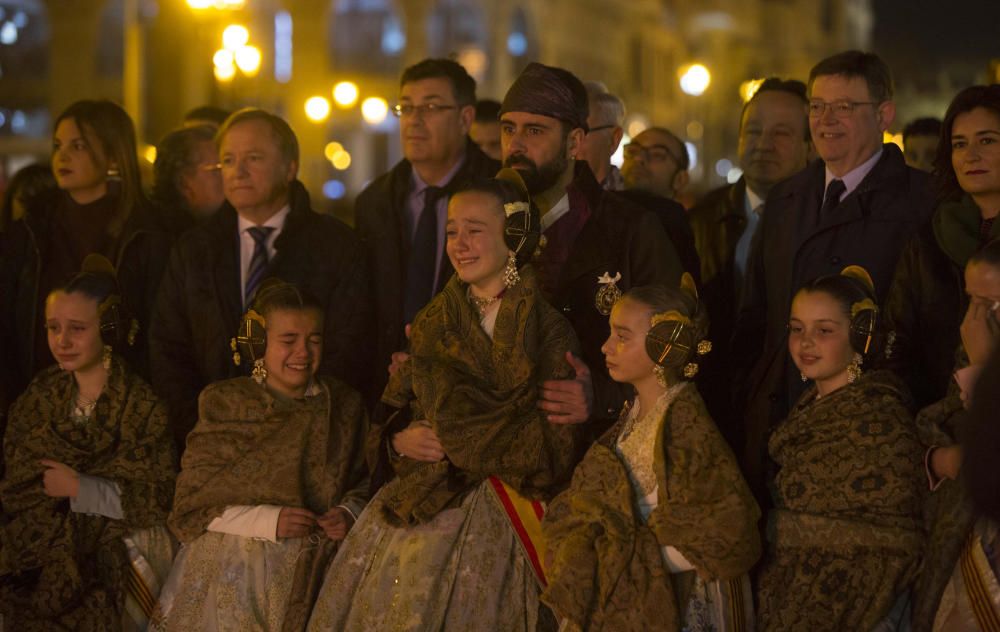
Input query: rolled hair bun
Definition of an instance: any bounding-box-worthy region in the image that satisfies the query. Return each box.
[840,264,875,294]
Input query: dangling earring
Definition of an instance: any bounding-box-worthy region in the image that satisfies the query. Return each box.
[106,165,121,182]
[846,353,863,384]
[102,345,113,371]
[252,358,267,385]
[800,371,808,382]
[653,365,668,388]
[503,251,520,289]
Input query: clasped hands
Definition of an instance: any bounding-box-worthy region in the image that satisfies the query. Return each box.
[277,506,355,541]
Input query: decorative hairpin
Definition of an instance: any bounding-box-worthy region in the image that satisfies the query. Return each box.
[503,201,530,217]
[595,271,622,315]
[850,298,877,318]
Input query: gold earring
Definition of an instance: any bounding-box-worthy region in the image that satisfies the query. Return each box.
[653,365,668,388]
[503,251,520,288]
[252,358,267,385]
[102,345,113,371]
[846,353,862,384]
[801,371,808,382]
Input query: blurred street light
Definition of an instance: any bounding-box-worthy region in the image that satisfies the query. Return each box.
[332,150,352,170]
[305,96,331,123]
[222,24,249,51]
[361,97,389,125]
[679,64,711,96]
[324,142,345,161]
[234,45,261,76]
[333,82,359,108]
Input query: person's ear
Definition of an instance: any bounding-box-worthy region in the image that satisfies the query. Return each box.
[458,104,475,136]
[876,101,896,133]
[567,127,586,158]
[673,169,690,196]
[611,127,624,154]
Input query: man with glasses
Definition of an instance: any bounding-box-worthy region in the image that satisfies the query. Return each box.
[622,126,690,202]
[585,82,700,281]
[499,62,682,434]
[577,81,626,191]
[355,58,499,409]
[150,108,372,451]
[733,50,932,502]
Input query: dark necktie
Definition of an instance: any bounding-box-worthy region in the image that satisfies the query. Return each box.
[245,226,275,305]
[403,185,446,324]
[821,179,846,216]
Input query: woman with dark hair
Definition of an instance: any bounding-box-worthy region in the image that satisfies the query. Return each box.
[0,99,173,410]
[151,125,224,235]
[156,278,369,631]
[756,267,925,630]
[911,238,1000,630]
[307,170,583,631]
[0,255,176,630]
[885,84,1000,409]
[1,162,55,233]
[541,278,760,631]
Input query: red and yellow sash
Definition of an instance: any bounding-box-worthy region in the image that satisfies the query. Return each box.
[488,476,548,587]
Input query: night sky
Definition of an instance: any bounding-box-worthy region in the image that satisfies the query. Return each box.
[873,0,1000,87]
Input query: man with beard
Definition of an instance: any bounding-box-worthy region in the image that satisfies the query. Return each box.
[499,62,682,432]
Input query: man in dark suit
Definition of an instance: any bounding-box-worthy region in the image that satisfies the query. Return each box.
[355,59,499,401]
[733,51,933,500]
[150,108,371,451]
[499,62,683,431]
[687,78,811,449]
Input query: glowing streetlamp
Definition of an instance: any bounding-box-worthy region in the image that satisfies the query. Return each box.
[187,0,246,9]
[333,82,359,108]
[331,150,352,170]
[234,45,261,77]
[324,142,345,161]
[305,97,332,123]
[679,64,711,96]
[361,97,389,125]
[222,24,249,51]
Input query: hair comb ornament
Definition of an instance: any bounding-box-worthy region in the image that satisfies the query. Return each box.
[595,271,623,315]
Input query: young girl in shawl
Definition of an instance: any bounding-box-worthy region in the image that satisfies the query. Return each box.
[155,279,369,631]
[756,266,925,631]
[0,255,176,631]
[541,279,761,631]
[911,238,1000,631]
[307,170,583,631]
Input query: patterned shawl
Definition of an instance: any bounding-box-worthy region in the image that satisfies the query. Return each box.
[377,265,583,526]
[0,361,175,629]
[168,375,369,630]
[541,384,761,631]
[911,382,978,632]
[757,370,926,631]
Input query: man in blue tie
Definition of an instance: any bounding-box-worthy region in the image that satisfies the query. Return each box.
[150,108,371,452]
[732,51,933,502]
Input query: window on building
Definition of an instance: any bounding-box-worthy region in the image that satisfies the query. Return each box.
[329,0,404,75]
[0,0,47,79]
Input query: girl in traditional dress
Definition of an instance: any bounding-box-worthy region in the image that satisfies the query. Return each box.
[0,255,176,631]
[155,279,369,631]
[541,279,761,631]
[307,170,583,631]
[756,266,925,631]
[912,238,1000,631]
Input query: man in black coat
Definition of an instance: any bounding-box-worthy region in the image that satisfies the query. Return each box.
[356,58,499,407]
[687,78,811,450]
[150,109,371,451]
[500,62,683,431]
[733,51,933,500]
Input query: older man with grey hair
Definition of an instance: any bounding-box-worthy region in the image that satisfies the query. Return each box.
[577,81,626,190]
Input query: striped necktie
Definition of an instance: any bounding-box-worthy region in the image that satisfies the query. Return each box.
[245,226,275,305]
